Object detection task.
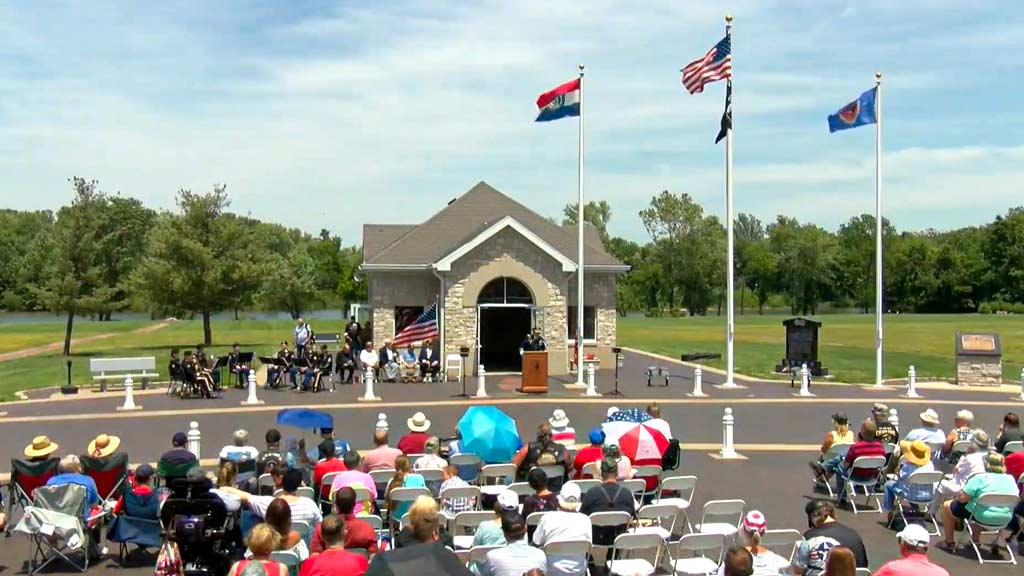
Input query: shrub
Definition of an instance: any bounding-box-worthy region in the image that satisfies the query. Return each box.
[979,302,992,314]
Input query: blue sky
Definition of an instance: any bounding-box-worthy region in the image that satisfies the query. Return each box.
[1,1,1021,244]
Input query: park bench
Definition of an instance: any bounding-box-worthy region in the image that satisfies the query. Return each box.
[89,357,159,392]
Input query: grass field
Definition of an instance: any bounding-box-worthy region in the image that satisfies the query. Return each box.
[0,314,1021,400]
[618,314,1024,384]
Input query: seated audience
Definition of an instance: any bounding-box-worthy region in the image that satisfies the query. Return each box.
[472,491,519,548]
[418,338,440,382]
[86,433,122,462]
[393,495,454,549]
[312,440,347,498]
[362,430,403,472]
[300,515,369,576]
[873,523,949,576]
[602,444,633,480]
[368,496,466,573]
[871,403,899,446]
[264,497,310,561]
[1005,443,1024,485]
[311,487,379,554]
[112,463,156,515]
[944,409,974,464]
[159,431,198,475]
[513,423,569,483]
[211,461,242,512]
[385,455,426,527]
[358,341,378,378]
[792,500,868,575]
[379,340,400,382]
[995,412,1024,453]
[220,467,323,525]
[810,413,853,483]
[832,419,884,499]
[904,409,944,446]
[941,451,1017,551]
[46,455,100,520]
[722,546,754,576]
[24,435,59,462]
[882,440,935,519]
[580,457,636,546]
[413,436,447,471]
[260,428,296,470]
[822,547,855,576]
[329,450,377,515]
[219,429,260,462]
[521,467,559,519]
[336,343,356,385]
[439,464,475,516]
[719,510,789,575]
[937,429,989,499]
[474,510,546,576]
[572,428,606,479]
[646,402,674,440]
[398,412,432,455]
[548,409,576,446]
[228,523,288,576]
[532,483,591,576]
[400,344,418,382]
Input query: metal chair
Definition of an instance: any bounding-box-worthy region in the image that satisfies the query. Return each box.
[257,473,276,496]
[761,529,801,562]
[439,485,481,520]
[815,444,849,498]
[450,453,482,483]
[887,470,943,534]
[296,486,316,501]
[605,532,667,576]
[541,539,592,574]
[270,549,302,576]
[508,482,536,500]
[1003,441,1024,455]
[467,544,502,566]
[844,456,886,514]
[451,510,495,550]
[418,468,445,496]
[695,500,745,541]
[479,463,516,486]
[957,492,1020,565]
[590,510,633,561]
[672,532,726,575]
[657,475,697,533]
[569,479,601,494]
[632,503,679,542]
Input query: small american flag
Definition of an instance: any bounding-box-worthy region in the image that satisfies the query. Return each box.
[681,35,732,94]
[392,303,439,347]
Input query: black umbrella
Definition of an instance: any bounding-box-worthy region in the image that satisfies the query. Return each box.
[365,542,472,576]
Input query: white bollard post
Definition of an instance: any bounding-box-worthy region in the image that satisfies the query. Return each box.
[905,365,920,398]
[187,421,201,458]
[720,407,737,458]
[359,366,380,401]
[584,362,600,397]
[117,375,141,411]
[375,413,388,433]
[242,371,263,405]
[889,408,900,433]
[689,366,707,397]
[1019,368,1024,402]
[475,364,488,398]
[797,363,813,397]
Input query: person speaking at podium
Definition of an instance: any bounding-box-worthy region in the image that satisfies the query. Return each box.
[519,328,547,356]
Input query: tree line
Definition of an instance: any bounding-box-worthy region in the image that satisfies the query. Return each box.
[567,193,1024,317]
[0,179,364,352]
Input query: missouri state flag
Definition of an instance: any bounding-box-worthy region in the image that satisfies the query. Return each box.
[535,78,580,122]
[828,87,877,132]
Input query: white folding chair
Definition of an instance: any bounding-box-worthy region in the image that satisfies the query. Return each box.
[269,549,301,576]
[451,510,495,550]
[352,486,374,510]
[387,486,431,537]
[439,485,481,520]
[418,468,445,495]
[672,532,725,575]
[407,454,425,468]
[296,486,316,501]
[957,492,1020,565]
[582,461,600,479]
[855,569,871,576]
[632,465,663,498]
[761,529,801,562]
[695,500,745,541]
[257,473,276,495]
[292,519,313,547]
[633,503,680,543]
[887,470,943,535]
[370,468,397,492]
[508,482,536,500]
[532,464,567,483]
[479,463,516,486]
[590,510,633,561]
[657,475,697,533]
[1004,441,1024,455]
[816,444,849,498]
[950,440,972,459]
[450,453,482,483]
[844,456,886,514]
[319,472,342,512]
[542,539,592,574]
[526,511,549,530]
[622,478,647,507]
[467,544,502,566]
[569,479,601,494]
[606,532,666,576]
[444,353,462,382]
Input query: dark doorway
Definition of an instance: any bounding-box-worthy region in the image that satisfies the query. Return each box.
[479,307,531,372]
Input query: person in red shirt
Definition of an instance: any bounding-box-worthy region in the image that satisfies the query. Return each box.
[834,419,885,500]
[313,440,348,498]
[310,487,379,554]
[300,514,368,576]
[573,428,606,479]
[872,523,949,576]
[1005,450,1024,489]
[397,412,431,455]
[111,463,156,515]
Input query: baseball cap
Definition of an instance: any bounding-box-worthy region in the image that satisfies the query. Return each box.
[588,427,606,445]
[897,523,931,547]
[497,490,519,511]
[233,429,249,443]
[742,510,767,534]
[558,482,582,506]
[172,432,188,446]
[134,463,155,483]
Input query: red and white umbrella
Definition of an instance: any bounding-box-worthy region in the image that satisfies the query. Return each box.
[602,420,670,462]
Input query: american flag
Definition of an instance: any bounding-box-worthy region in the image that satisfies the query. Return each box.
[392,303,439,347]
[681,35,731,94]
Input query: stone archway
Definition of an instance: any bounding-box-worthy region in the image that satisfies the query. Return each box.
[462,256,550,308]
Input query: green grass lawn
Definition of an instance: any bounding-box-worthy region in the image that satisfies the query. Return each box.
[619,314,1024,384]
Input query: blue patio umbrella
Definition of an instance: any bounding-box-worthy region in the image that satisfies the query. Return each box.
[458,406,522,463]
[275,408,334,431]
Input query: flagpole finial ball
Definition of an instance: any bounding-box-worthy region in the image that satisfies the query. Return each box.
[725,14,733,23]
[875,71,882,80]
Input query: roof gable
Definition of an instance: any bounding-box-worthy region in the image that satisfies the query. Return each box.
[434,216,577,272]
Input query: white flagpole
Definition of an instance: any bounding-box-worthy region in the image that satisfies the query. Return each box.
[577,64,588,390]
[874,71,884,387]
[723,15,737,388]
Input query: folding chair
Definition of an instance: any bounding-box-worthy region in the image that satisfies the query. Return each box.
[542,539,592,574]
[439,485,481,520]
[418,468,445,496]
[407,454,426,468]
[508,482,536,501]
[156,459,197,489]
[292,519,314,547]
[450,453,482,483]
[656,475,697,533]
[107,489,162,564]
[319,472,342,512]
[590,510,633,563]
[13,483,96,574]
[7,457,60,531]
[352,486,375,515]
[569,478,601,494]
[623,479,647,506]
[605,532,667,576]
[451,510,494,550]
[370,468,397,495]
[1003,441,1024,455]
[526,511,549,531]
[387,486,430,536]
[632,465,663,499]
[695,500,745,541]
[363,514,385,547]
[581,461,600,479]
[844,456,886,514]
[887,470,943,534]
[257,473,276,496]
[81,453,128,504]
[270,549,302,576]
[632,503,680,544]
[761,529,801,562]
[956,492,1019,565]
[672,532,725,575]
[467,544,502,566]
[815,444,849,498]
[479,463,516,486]
[855,569,871,576]
[296,486,316,500]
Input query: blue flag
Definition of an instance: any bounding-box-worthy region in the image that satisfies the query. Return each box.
[828,87,877,133]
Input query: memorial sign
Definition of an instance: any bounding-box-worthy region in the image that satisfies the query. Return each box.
[955,332,1002,386]
[775,317,828,376]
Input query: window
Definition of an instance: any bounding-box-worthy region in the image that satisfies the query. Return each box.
[567,305,597,342]
[478,277,533,305]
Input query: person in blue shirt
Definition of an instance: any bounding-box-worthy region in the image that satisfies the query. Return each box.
[46,455,100,520]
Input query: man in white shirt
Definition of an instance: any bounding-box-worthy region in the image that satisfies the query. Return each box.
[938,429,990,499]
[476,511,546,576]
[218,429,260,462]
[904,409,946,446]
[533,483,592,576]
[359,341,379,378]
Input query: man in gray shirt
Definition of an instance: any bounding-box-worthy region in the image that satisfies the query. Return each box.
[474,511,546,576]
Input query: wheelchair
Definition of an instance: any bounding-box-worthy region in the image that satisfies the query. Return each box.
[160,482,231,576]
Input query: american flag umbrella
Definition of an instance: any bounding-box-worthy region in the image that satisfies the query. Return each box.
[605,407,651,423]
[602,420,670,462]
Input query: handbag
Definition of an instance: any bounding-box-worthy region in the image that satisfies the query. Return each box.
[154,540,182,576]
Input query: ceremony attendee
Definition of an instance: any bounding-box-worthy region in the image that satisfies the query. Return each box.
[995,412,1024,453]
[86,433,122,461]
[475,510,546,576]
[294,317,313,360]
[369,496,467,575]
[211,461,242,512]
[219,429,260,462]
[548,409,576,446]
[521,467,559,519]
[603,443,633,480]
[261,428,295,471]
[940,451,1016,551]
[311,487,379,554]
[385,455,426,527]
[309,343,332,392]
[46,455,100,521]
[399,344,418,382]
[264,497,310,561]
[362,430,403,472]
[267,341,295,389]
[937,429,989,499]
[722,546,754,576]
[718,510,790,576]
[823,547,856,576]
[221,467,323,525]
[344,316,362,350]
[194,343,219,387]
[358,341,379,380]
[513,423,569,484]
[111,463,155,515]
[882,441,935,521]
[944,409,974,463]
[810,413,854,484]
[301,514,369,576]
[24,435,59,462]
[833,419,884,499]
[183,350,215,398]
[581,457,635,546]
[418,338,440,382]
[872,403,900,446]
[532,482,592,576]
[904,409,945,446]
[398,412,432,455]
[519,327,547,355]
[792,500,868,575]
[159,431,197,478]
[227,343,251,387]
[311,440,345,496]
[472,491,519,548]
[337,343,356,385]
[168,348,184,385]
[573,428,606,479]
[439,465,475,516]
[873,523,949,576]
[227,524,287,576]
[379,340,400,382]
[329,451,377,515]
[413,437,447,471]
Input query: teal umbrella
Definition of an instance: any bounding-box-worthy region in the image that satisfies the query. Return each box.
[458,406,522,463]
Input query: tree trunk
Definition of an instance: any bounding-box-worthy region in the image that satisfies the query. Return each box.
[202,309,212,345]
[739,285,745,315]
[234,308,239,321]
[63,310,76,356]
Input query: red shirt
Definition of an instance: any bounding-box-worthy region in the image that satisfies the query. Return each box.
[397,432,429,455]
[310,514,379,555]
[872,553,949,576]
[112,485,155,516]
[1006,452,1024,491]
[573,446,604,479]
[299,548,368,576]
[313,459,348,498]
[843,441,885,478]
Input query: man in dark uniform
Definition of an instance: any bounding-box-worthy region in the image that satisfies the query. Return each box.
[267,341,294,389]
[227,343,250,388]
[519,328,547,356]
[308,344,333,392]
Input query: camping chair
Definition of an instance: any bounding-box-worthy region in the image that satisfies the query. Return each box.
[14,483,99,574]
[844,456,886,514]
[81,453,129,504]
[605,532,667,576]
[656,475,697,533]
[156,459,197,489]
[450,453,482,483]
[7,457,60,532]
[479,463,516,486]
[107,488,162,564]
[672,532,726,575]
[886,470,943,534]
[695,500,745,542]
[451,510,494,550]
[956,492,1020,565]
[761,528,802,562]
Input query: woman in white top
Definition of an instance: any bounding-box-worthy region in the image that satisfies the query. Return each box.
[717,510,789,576]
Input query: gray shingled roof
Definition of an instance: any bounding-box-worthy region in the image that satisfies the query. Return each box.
[362,181,624,268]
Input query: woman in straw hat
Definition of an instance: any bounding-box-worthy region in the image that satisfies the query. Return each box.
[882,440,935,520]
[24,435,59,461]
[87,434,121,460]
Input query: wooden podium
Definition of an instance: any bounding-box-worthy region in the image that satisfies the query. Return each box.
[519,351,548,393]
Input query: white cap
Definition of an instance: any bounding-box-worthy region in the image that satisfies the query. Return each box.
[375,413,389,431]
[558,482,582,505]
[606,407,620,418]
[898,523,931,547]
[497,490,519,511]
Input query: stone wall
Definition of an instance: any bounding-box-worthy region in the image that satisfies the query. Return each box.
[372,306,394,348]
[368,272,438,345]
[956,360,1003,387]
[567,273,618,347]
